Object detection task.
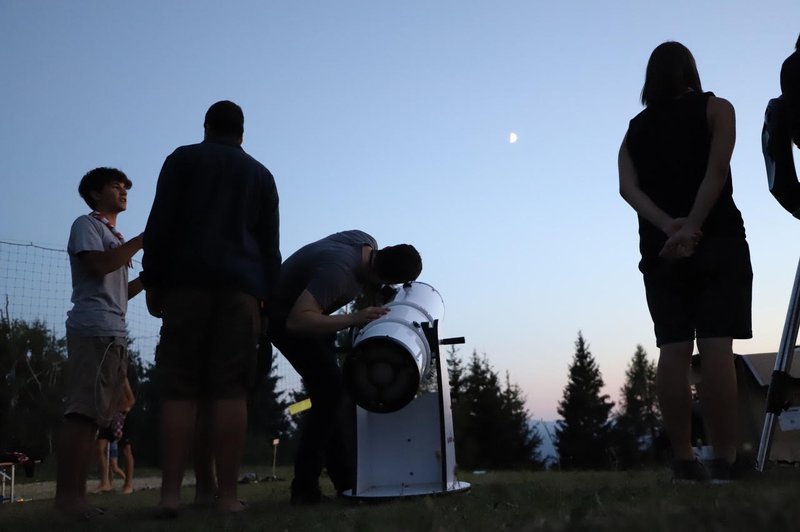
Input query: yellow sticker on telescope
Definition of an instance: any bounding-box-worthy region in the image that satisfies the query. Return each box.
[287,398,312,415]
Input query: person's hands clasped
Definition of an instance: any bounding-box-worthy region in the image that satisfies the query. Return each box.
[659,217,702,259]
[350,306,389,326]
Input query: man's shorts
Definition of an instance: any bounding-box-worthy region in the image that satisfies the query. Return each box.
[640,237,753,347]
[64,333,128,428]
[156,287,260,400]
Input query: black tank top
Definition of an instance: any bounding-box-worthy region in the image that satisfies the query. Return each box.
[625,91,745,260]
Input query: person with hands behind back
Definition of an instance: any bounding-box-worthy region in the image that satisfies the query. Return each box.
[618,42,752,483]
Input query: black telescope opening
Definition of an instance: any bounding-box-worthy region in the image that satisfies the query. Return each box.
[343,337,420,413]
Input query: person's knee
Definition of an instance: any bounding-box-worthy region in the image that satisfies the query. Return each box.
[696,336,733,353]
[657,342,694,372]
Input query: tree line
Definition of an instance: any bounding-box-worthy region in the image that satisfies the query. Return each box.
[1,312,665,472]
[555,332,665,470]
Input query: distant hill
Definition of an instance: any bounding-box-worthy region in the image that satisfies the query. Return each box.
[530,420,559,466]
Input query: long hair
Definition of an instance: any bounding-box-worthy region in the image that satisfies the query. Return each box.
[640,41,702,106]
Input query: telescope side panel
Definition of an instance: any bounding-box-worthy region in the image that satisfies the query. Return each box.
[354,394,444,494]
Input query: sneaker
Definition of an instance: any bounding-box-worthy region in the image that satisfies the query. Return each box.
[671,459,709,484]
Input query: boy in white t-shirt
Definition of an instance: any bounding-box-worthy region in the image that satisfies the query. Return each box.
[54,167,143,519]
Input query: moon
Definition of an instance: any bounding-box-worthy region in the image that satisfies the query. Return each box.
[509,132,518,144]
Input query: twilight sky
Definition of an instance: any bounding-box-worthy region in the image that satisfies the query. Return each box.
[1,1,799,420]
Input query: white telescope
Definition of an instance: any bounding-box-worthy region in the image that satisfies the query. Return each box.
[341,281,470,499]
[344,281,444,413]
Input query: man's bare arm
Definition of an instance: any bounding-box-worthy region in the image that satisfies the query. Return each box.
[128,277,143,300]
[79,234,143,277]
[286,289,388,335]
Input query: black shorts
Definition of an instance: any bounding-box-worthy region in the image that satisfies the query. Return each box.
[97,426,116,442]
[640,237,753,347]
[156,287,260,400]
[118,425,132,447]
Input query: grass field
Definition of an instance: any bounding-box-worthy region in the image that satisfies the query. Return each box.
[3,466,800,531]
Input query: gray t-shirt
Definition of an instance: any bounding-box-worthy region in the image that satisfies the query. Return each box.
[66,215,129,336]
[275,230,378,317]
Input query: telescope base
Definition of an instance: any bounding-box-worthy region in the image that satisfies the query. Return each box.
[341,481,470,500]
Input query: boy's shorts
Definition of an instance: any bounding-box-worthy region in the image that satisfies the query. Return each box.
[640,237,753,347]
[64,333,128,427]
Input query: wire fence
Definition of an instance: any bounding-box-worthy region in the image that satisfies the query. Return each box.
[0,239,302,394]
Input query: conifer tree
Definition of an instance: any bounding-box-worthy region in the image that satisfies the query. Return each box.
[612,345,660,467]
[499,372,544,467]
[446,344,464,403]
[555,332,614,469]
[450,349,542,469]
[247,347,292,445]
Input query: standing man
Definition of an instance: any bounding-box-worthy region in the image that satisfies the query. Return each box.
[271,230,421,504]
[141,100,280,515]
[55,167,143,518]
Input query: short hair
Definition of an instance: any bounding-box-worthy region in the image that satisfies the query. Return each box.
[374,244,422,284]
[795,33,799,50]
[78,167,131,209]
[204,100,244,137]
[640,41,702,106]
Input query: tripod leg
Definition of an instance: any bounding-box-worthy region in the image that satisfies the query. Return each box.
[756,257,800,471]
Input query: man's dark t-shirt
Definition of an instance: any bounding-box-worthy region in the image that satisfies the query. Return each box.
[274,230,377,318]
